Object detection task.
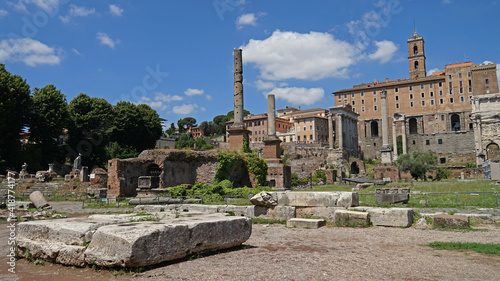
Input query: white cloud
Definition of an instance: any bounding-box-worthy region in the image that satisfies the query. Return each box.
[96,32,120,49]
[427,68,441,76]
[0,9,9,17]
[236,13,257,29]
[153,92,183,102]
[368,40,397,64]
[265,87,324,106]
[255,80,275,90]
[58,15,70,23]
[241,30,360,81]
[27,0,59,13]
[205,95,213,101]
[173,104,199,115]
[0,38,62,66]
[442,0,453,4]
[72,48,82,56]
[184,88,204,96]
[109,4,123,17]
[69,4,94,17]
[137,96,168,111]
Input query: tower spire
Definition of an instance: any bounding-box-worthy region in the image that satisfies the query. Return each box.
[413,20,417,36]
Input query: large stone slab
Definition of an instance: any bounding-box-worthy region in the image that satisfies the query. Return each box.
[375,188,410,204]
[433,214,469,228]
[85,214,251,267]
[253,206,295,221]
[334,210,370,227]
[286,218,326,229]
[275,192,359,207]
[29,191,51,209]
[295,207,344,221]
[365,207,413,227]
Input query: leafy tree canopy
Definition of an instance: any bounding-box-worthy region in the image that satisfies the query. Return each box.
[395,150,437,180]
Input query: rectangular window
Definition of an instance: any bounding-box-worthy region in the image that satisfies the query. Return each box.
[297,127,300,132]
[373,90,376,95]
[460,96,464,102]
[449,82,452,88]
[352,101,355,105]
[448,75,452,79]
[459,73,462,79]
[439,90,443,96]
[439,82,443,87]
[344,94,347,98]
[310,125,312,130]
[426,140,430,145]
[361,91,364,96]
[351,92,355,97]
[345,101,348,104]
[395,87,399,93]
[373,98,377,103]
[410,94,413,99]
[460,87,463,94]
[429,83,433,88]
[395,95,399,101]
[430,91,434,97]
[361,99,365,105]
[438,139,443,144]
[441,115,445,121]
[421,92,425,98]
[422,100,425,106]
[352,107,356,112]
[487,86,490,93]
[468,72,471,77]
[420,84,424,90]
[374,105,378,111]
[450,97,454,103]
[361,107,365,112]
[431,100,434,105]
[449,89,453,95]
[440,99,444,104]
[486,78,490,85]
[310,134,313,140]
[409,85,413,91]
[338,94,341,100]
[303,126,306,131]
[459,81,463,87]
[396,103,399,109]
[410,101,414,108]
[469,87,472,93]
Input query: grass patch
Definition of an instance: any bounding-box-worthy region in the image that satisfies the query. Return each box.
[425,242,500,255]
[251,218,286,225]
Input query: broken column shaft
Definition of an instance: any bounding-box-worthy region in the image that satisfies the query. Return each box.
[234,49,244,127]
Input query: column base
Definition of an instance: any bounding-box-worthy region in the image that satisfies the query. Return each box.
[380,147,393,164]
[227,126,250,151]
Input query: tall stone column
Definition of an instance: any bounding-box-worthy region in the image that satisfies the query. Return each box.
[227,49,249,150]
[380,89,392,164]
[337,114,343,149]
[267,94,276,138]
[392,120,398,161]
[328,113,334,149]
[402,119,407,154]
[233,49,244,127]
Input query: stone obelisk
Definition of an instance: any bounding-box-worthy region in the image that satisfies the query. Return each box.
[228,49,249,150]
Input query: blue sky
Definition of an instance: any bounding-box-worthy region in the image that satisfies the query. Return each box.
[1,0,500,128]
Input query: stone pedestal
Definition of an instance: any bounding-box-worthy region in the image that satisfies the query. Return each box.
[263,138,281,163]
[380,147,393,164]
[227,126,250,150]
[266,164,291,190]
[325,169,337,184]
[80,166,89,182]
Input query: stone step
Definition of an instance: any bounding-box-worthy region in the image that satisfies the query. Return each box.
[286,218,326,229]
[334,210,370,227]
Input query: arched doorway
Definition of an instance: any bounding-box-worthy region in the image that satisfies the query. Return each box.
[409,118,418,134]
[350,162,359,175]
[371,121,379,137]
[486,143,500,160]
[451,114,461,131]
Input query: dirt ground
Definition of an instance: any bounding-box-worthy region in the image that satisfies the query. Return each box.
[1,203,499,280]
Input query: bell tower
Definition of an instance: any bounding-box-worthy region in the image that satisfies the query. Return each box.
[408,29,426,79]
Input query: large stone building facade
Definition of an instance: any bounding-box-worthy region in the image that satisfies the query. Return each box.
[333,31,499,162]
[226,114,292,143]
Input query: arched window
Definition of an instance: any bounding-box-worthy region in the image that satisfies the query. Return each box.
[413,45,418,54]
[409,118,418,134]
[450,114,461,131]
[370,121,379,137]
[414,61,419,69]
[146,164,161,177]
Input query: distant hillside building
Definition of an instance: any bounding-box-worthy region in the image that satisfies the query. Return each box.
[333,31,499,163]
[226,114,293,143]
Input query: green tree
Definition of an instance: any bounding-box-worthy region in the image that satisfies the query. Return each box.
[199,121,217,136]
[0,64,31,173]
[68,93,113,168]
[107,142,139,159]
[109,102,163,155]
[29,84,69,169]
[165,122,176,135]
[177,117,197,133]
[395,150,437,180]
